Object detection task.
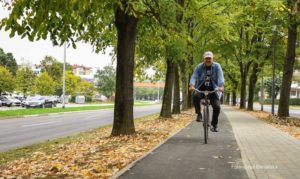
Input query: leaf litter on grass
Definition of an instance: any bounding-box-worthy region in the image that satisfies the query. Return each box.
[0,110,194,178]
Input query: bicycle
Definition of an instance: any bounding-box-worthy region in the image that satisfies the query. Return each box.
[194,88,218,144]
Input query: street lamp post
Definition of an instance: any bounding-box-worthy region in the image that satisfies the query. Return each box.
[62,43,66,109]
[261,68,264,111]
[271,25,277,115]
[260,68,265,111]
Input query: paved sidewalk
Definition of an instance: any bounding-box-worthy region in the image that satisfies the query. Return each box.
[116,109,248,179]
[224,106,300,179]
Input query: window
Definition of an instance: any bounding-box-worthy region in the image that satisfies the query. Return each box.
[290,91,296,96]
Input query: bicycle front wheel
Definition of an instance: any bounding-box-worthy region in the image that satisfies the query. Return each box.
[203,106,209,144]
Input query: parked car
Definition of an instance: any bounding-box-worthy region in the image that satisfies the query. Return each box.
[0,100,2,107]
[23,96,55,108]
[46,96,59,106]
[14,96,25,102]
[45,96,58,107]
[0,96,20,107]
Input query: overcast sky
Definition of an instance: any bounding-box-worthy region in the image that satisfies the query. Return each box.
[0,7,113,70]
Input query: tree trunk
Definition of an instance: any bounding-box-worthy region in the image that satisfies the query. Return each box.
[172,64,181,114]
[240,64,247,109]
[225,72,238,107]
[225,93,230,105]
[187,54,194,108]
[111,6,138,136]
[180,60,188,110]
[174,0,185,112]
[247,62,259,111]
[160,58,175,118]
[238,25,256,109]
[278,14,297,117]
[240,62,251,109]
[232,90,237,106]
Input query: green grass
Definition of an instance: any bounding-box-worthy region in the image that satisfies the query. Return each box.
[0,105,114,118]
[0,113,159,166]
[0,102,157,118]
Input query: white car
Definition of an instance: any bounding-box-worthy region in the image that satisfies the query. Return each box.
[0,96,21,106]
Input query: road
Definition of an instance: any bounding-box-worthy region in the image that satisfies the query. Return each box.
[253,103,300,118]
[0,105,161,152]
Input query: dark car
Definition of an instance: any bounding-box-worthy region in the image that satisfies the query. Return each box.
[45,96,58,107]
[23,96,55,108]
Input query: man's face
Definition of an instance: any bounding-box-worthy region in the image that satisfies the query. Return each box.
[204,57,213,66]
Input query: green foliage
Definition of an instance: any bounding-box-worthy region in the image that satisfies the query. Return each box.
[66,71,81,96]
[40,56,72,82]
[263,98,300,105]
[15,66,36,96]
[264,76,282,99]
[0,65,15,94]
[0,1,117,51]
[40,55,72,95]
[0,48,18,75]
[94,66,116,98]
[77,80,96,97]
[135,87,163,101]
[35,71,55,95]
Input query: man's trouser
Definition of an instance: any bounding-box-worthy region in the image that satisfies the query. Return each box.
[193,92,221,127]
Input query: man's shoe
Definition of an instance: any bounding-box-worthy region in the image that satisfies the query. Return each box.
[196,114,202,122]
[210,125,219,132]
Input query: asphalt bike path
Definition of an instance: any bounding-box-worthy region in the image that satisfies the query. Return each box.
[117,108,248,179]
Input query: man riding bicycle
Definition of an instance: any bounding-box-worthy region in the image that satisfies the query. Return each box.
[189,51,225,132]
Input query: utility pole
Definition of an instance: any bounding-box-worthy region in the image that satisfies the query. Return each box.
[157,80,160,102]
[62,43,66,109]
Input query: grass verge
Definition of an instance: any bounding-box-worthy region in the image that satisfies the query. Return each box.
[0,111,193,178]
[0,103,156,118]
[0,113,159,166]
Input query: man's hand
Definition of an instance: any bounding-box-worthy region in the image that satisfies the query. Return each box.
[218,86,224,92]
[189,85,195,92]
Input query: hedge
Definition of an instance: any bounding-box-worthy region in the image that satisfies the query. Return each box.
[263,98,300,105]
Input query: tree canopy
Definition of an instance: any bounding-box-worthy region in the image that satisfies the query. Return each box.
[94,65,116,99]
[0,48,18,75]
[35,71,55,95]
[1,0,300,130]
[15,66,36,96]
[0,65,15,94]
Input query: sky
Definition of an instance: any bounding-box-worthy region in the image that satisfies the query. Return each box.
[0,7,114,71]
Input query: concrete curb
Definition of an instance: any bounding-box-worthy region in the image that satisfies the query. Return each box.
[111,120,194,179]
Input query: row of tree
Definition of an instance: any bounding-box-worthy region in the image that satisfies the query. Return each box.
[1,0,299,136]
[0,51,95,98]
[1,44,120,101]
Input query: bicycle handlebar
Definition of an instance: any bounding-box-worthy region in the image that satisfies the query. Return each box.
[194,88,219,96]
